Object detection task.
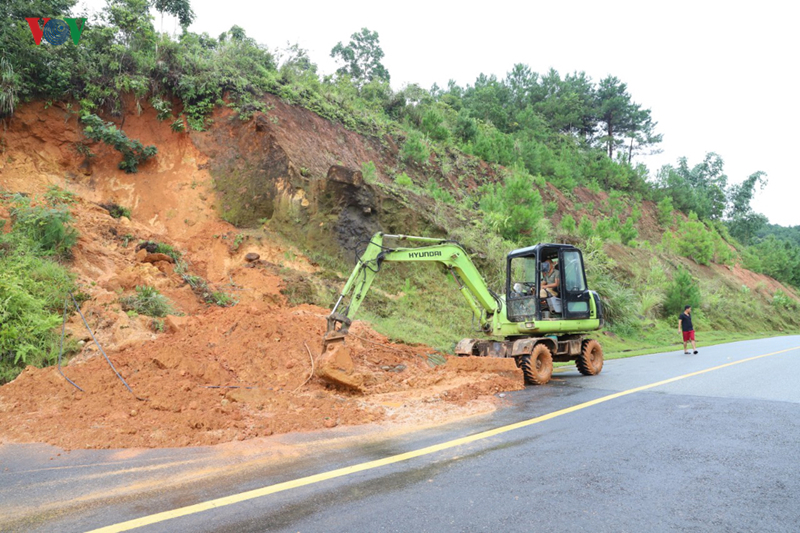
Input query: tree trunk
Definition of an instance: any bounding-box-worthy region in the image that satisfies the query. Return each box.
[628,137,634,164]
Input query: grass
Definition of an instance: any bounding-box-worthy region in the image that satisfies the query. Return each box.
[0,190,80,383]
[153,242,182,262]
[600,329,800,360]
[181,272,237,307]
[119,285,174,317]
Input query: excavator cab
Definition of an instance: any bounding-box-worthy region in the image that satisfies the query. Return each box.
[506,244,592,322]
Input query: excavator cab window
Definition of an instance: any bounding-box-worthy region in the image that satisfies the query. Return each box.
[538,250,563,318]
[560,249,591,319]
[507,255,539,320]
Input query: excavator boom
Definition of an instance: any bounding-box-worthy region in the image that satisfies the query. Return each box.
[316,233,503,389]
[324,233,500,348]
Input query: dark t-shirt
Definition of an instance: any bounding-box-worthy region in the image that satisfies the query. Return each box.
[679,312,693,332]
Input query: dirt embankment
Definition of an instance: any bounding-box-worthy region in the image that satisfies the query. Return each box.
[0,304,521,449]
[0,99,522,449]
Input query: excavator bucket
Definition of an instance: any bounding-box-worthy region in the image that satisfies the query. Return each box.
[317,314,363,390]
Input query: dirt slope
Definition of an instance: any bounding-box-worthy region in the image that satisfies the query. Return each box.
[0,100,521,449]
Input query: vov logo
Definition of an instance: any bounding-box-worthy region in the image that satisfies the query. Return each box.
[25,18,87,45]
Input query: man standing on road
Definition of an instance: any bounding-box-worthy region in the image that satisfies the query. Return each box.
[679,305,698,354]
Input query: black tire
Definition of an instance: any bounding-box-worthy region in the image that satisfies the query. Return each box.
[576,339,603,376]
[518,344,553,385]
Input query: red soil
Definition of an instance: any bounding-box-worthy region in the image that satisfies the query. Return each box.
[0,100,522,450]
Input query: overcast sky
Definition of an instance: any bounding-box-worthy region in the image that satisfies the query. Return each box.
[79,0,800,226]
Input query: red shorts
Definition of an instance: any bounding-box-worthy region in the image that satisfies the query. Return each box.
[682,330,695,342]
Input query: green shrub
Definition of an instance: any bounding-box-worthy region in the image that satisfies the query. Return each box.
[595,217,620,242]
[664,267,701,317]
[81,114,157,173]
[560,214,576,233]
[361,161,378,183]
[637,290,663,319]
[578,216,593,239]
[426,180,455,204]
[478,166,547,243]
[471,127,514,166]
[657,197,674,227]
[660,230,678,254]
[210,291,237,307]
[138,241,183,262]
[182,272,237,307]
[119,285,174,318]
[772,290,797,310]
[171,117,186,132]
[620,218,638,246]
[746,236,800,287]
[150,96,172,121]
[674,214,714,265]
[454,109,478,142]
[401,131,430,164]
[8,194,78,259]
[395,172,413,187]
[44,185,76,206]
[0,201,78,382]
[545,201,558,217]
[0,283,60,371]
[0,57,17,118]
[421,108,450,142]
[712,231,735,266]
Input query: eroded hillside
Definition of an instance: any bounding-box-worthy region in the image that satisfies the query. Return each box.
[0,99,524,449]
[1,96,797,449]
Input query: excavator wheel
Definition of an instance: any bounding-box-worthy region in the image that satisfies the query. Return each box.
[576,339,604,376]
[517,343,553,385]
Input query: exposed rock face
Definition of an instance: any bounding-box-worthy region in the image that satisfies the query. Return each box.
[188,99,441,259]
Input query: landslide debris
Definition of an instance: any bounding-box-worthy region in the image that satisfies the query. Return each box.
[0,304,522,449]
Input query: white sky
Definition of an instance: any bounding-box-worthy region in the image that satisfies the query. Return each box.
[78,0,800,226]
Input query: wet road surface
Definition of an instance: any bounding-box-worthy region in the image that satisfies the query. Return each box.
[2,336,799,532]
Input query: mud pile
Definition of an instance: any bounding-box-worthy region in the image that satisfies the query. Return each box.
[0,304,521,449]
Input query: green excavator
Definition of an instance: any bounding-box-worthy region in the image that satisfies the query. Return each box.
[321,233,605,387]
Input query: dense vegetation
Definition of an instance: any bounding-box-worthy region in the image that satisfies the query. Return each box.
[0,189,80,383]
[1,0,799,370]
[4,1,796,275]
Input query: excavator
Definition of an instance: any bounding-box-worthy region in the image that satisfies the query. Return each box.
[319,233,605,388]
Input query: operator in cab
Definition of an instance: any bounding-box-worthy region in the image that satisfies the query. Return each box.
[540,258,559,298]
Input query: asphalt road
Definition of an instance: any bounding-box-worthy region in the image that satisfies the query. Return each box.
[2,336,799,533]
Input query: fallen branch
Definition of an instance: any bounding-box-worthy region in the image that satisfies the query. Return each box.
[294,341,316,392]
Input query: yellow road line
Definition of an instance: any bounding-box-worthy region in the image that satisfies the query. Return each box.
[89,345,799,533]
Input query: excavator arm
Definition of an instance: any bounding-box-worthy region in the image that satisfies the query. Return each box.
[323,233,501,350]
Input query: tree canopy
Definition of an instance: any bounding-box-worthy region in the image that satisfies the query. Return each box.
[330,27,390,87]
